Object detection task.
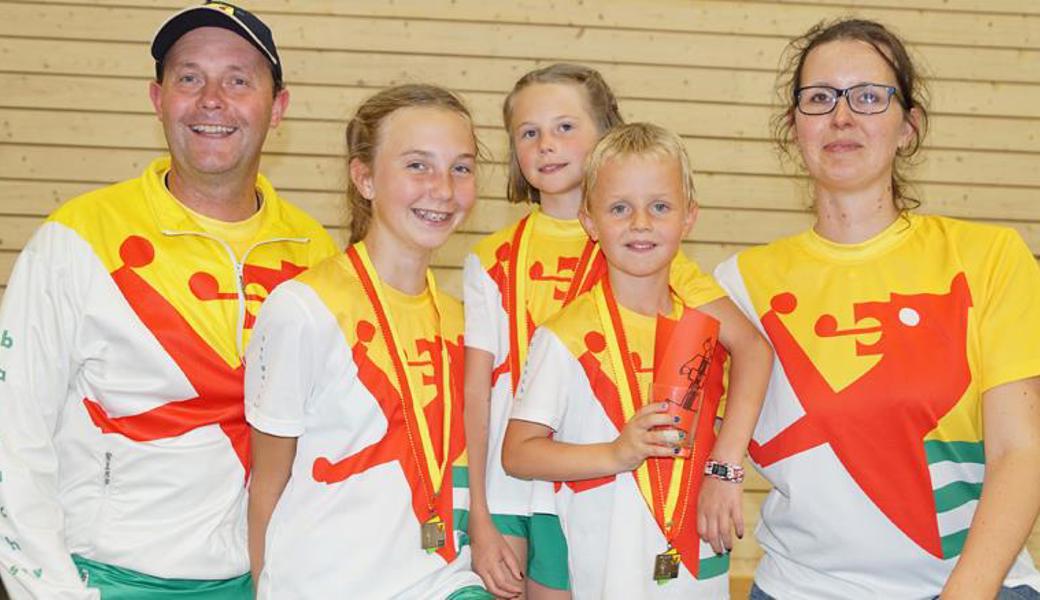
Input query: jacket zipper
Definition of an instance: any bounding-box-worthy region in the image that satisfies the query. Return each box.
[161,231,310,357]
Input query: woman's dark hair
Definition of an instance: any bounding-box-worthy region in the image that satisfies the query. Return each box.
[772,18,930,211]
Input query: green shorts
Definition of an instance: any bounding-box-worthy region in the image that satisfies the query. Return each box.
[492,513,570,591]
[72,555,251,599]
[446,585,495,599]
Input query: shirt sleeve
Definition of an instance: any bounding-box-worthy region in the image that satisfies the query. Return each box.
[510,327,574,431]
[0,223,100,599]
[670,250,727,309]
[463,252,500,355]
[976,228,1040,392]
[245,281,322,437]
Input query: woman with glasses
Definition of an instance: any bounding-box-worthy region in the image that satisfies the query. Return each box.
[714,18,1040,600]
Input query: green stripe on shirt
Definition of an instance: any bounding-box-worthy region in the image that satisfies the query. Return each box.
[453,464,469,488]
[941,529,970,559]
[933,481,983,513]
[924,440,984,465]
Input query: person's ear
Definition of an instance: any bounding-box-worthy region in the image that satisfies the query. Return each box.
[578,204,598,241]
[269,88,290,129]
[350,158,375,201]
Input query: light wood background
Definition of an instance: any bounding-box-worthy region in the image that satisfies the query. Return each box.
[2,0,1038,592]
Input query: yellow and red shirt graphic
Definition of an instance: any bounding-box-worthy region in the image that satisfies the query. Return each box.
[300,250,467,564]
[52,158,336,476]
[719,214,1040,572]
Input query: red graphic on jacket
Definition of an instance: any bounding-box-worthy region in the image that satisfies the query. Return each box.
[311,321,466,562]
[750,273,973,558]
[189,261,306,328]
[82,235,305,477]
[563,329,726,578]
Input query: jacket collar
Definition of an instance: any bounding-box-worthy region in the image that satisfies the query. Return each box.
[141,157,305,239]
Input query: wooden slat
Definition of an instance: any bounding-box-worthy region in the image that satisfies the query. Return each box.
[770,0,1040,16]
[0,180,89,216]
[0,252,16,284]
[21,0,1040,49]
[0,215,43,251]
[4,38,1039,120]
[23,0,1040,46]
[3,4,1040,85]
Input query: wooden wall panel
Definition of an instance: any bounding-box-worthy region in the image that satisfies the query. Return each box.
[9,5,1040,84]
[2,0,1038,590]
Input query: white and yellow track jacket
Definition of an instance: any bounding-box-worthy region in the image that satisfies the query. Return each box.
[0,158,339,599]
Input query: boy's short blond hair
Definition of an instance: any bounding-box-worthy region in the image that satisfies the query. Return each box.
[581,122,696,208]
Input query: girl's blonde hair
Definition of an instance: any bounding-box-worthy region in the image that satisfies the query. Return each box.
[582,122,696,208]
[345,84,478,243]
[502,63,624,204]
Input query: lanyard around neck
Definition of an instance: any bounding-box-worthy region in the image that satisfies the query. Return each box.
[347,242,452,510]
[592,278,690,541]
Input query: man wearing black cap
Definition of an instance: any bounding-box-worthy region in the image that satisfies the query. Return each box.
[0,3,338,598]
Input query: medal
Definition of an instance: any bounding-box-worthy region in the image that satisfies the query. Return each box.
[653,547,680,583]
[347,243,454,551]
[421,515,447,552]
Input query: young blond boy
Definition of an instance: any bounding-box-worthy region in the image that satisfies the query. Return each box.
[502,123,772,599]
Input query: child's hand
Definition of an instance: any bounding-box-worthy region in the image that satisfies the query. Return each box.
[697,477,744,555]
[469,512,524,598]
[611,402,682,472]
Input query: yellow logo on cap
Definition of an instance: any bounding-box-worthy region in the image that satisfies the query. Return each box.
[210,2,235,15]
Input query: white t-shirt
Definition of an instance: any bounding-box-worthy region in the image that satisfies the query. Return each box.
[245,251,482,599]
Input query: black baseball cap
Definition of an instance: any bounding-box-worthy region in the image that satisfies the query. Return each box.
[151,1,282,87]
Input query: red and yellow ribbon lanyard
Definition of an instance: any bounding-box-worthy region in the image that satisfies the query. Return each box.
[592,277,697,580]
[506,209,604,394]
[346,242,453,551]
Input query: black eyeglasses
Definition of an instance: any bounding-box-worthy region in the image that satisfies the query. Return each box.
[795,84,900,115]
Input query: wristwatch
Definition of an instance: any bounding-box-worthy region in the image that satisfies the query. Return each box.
[703,459,744,484]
